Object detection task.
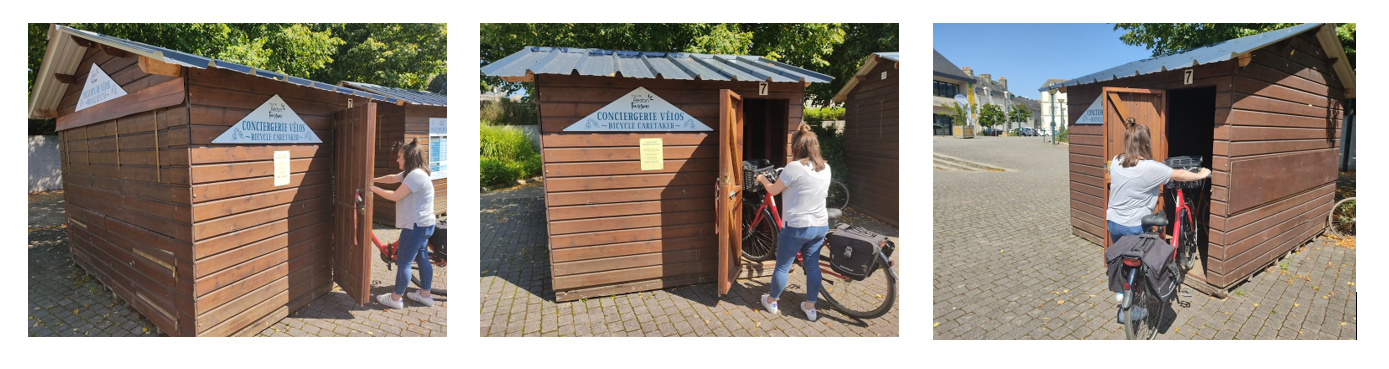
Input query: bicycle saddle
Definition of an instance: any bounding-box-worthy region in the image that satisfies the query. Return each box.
[828,208,842,223]
[1140,213,1168,230]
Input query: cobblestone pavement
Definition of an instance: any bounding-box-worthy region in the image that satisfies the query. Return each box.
[26,191,446,337]
[933,136,1357,340]
[480,182,899,336]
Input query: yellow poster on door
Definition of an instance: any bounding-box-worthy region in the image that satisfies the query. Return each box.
[640,138,663,170]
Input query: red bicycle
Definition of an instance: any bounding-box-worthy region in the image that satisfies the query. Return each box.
[1117,155,1207,339]
[369,219,447,295]
[739,161,896,319]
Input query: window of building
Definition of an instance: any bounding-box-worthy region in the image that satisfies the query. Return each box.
[428,118,447,180]
[933,80,959,98]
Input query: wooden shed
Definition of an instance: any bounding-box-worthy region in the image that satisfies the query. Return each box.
[482,46,832,301]
[337,81,449,226]
[27,25,408,336]
[1044,23,1355,292]
[832,52,899,226]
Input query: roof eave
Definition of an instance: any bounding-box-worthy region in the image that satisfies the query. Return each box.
[833,53,892,103]
[1316,24,1356,98]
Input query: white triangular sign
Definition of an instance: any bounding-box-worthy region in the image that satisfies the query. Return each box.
[211,95,323,144]
[564,87,711,132]
[75,64,128,111]
[1074,95,1105,125]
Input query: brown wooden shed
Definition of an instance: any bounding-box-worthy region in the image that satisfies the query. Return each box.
[482,46,833,301]
[1045,23,1355,292]
[832,52,900,226]
[337,81,449,226]
[27,25,409,336]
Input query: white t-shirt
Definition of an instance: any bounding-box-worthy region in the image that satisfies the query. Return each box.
[395,169,436,229]
[778,160,832,228]
[1106,155,1172,227]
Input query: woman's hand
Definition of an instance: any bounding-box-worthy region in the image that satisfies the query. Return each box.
[756,174,771,186]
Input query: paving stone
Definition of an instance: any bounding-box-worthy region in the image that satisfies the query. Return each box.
[932,137,1356,340]
[478,182,897,336]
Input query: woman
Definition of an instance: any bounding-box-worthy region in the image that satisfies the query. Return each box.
[754,124,832,321]
[1107,120,1211,244]
[370,138,437,309]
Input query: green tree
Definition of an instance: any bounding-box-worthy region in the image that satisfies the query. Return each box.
[1113,23,1355,69]
[978,103,1006,132]
[805,23,898,107]
[480,23,852,102]
[310,23,448,91]
[946,102,975,127]
[1008,104,1033,129]
[27,23,446,135]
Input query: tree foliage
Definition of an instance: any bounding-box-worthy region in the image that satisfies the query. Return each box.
[26,23,446,135]
[1113,23,1355,69]
[1008,104,1033,126]
[480,23,888,105]
[947,102,975,127]
[978,104,1006,128]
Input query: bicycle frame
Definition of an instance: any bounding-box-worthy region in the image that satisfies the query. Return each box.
[749,190,784,230]
[1169,188,1188,259]
[370,231,446,268]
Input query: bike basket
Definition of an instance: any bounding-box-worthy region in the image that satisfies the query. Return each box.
[1162,155,1203,170]
[742,160,776,193]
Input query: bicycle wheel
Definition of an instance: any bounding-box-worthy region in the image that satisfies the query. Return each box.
[1178,208,1198,270]
[1328,197,1356,236]
[741,204,779,261]
[826,180,850,211]
[818,247,896,319]
[1122,281,1163,340]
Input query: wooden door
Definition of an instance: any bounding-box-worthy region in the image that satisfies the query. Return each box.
[332,100,377,305]
[1102,87,1166,247]
[716,90,744,296]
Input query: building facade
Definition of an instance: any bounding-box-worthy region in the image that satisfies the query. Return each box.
[933,49,972,136]
[1039,78,1069,135]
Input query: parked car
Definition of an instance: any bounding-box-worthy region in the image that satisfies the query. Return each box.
[1020,127,1037,136]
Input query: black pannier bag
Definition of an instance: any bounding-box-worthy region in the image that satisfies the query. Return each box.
[1104,232,1179,303]
[428,219,447,263]
[827,223,893,281]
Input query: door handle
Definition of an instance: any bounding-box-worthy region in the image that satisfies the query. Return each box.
[355,191,366,211]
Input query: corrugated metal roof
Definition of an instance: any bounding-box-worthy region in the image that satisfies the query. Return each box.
[933,49,971,82]
[1039,23,1324,91]
[481,46,833,83]
[875,52,900,62]
[29,25,400,118]
[340,81,447,106]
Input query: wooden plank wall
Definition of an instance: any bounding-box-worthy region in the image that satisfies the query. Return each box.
[842,59,900,226]
[535,74,803,301]
[1206,31,1344,287]
[372,104,448,226]
[185,67,351,336]
[57,46,193,336]
[1065,30,1344,288]
[1064,60,1236,248]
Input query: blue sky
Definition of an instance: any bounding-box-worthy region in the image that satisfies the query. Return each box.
[933,24,1155,99]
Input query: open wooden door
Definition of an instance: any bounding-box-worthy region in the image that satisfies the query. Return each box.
[332,100,377,305]
[716,90,744,296]
[1102,87,1166,247]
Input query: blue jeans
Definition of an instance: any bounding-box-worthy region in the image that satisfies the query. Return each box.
[769,226,829,303]
[394,224,435,296]
[1107,220,1143,244]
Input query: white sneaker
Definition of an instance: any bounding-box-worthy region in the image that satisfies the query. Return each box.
[376,293,404,309]
[760,293,779,314]
[406,291,434,307]
[801,301,818,322]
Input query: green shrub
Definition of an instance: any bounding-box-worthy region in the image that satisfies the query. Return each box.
[480,99,538,126]
[519,153,543,178]
[804,106,846,124]
[480,157,517,187]
[805,118,848,181]
[1057,126,1070,143]
[480,123,536,160]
